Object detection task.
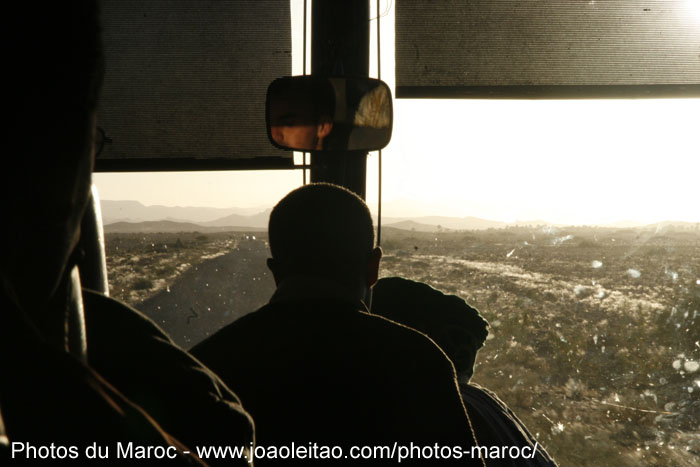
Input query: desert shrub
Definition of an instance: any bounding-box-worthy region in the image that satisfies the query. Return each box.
[131,278,153,290]
[379,238,401,252]
[577,239,597,248]
[642,245,668,256]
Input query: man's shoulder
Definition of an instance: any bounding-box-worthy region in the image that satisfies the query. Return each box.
[359,311,457,371]
[195,297,441,340]
[82,288,170,343]
[81,289,254,451]
[191,302,279,352]
[192,298,452,369]
[81,289,238,396]
[82,289,190,370]
[0,317,188,452]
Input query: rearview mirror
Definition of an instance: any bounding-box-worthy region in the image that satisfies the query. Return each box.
[266,76,393,152]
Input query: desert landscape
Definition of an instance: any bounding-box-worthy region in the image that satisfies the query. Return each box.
[104,223,700,466]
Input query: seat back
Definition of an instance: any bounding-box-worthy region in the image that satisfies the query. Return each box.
[77,185,109,296]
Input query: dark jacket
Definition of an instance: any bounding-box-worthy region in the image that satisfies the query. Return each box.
[83,289,254,465]
[459,383,555,466]
[372,277,557,466]
[192,280,481,465]
[0,292,203,465]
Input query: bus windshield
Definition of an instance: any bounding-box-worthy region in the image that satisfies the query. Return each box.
[94,2,700,465]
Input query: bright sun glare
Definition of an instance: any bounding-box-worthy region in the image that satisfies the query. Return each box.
[688,0,700,19]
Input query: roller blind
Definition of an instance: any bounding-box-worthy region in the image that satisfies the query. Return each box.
[96,0,292,171]
[396,0,700,98]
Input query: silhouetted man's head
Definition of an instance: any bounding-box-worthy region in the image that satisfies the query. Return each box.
[2,1,103,312]
[267,183,381,290]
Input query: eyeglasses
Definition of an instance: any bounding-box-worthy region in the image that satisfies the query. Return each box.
[95,126,112,157]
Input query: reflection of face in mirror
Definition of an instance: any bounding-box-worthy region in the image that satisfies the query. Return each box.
[267,76,393,152]
[270,114,332,151]
[268,78,335,151]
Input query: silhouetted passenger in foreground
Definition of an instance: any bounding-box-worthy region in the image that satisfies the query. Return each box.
[192,183,481,465]
[82,292,254,465]
[372,277,557,466]
[1,2,251,463]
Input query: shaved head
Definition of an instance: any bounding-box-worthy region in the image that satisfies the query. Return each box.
[268,183,375,283]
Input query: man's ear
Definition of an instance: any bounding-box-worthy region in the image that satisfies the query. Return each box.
[266,258,282,286]
[316,116,333,140]
[365,247,383,287]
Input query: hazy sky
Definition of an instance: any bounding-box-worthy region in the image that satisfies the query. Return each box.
[95,1,700,225]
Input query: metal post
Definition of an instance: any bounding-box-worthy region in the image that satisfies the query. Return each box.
[310,0,369,200]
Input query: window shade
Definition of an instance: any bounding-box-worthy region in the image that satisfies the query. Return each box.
[396,0,700,98]
[96,0,292,171]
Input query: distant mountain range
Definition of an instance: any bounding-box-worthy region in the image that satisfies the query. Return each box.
[380,216,505,231]
[200,210,270,228]
[103,220,267,234]
[101,200,267,224]
[100,200,699,233]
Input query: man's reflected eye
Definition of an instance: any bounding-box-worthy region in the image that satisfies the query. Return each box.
[276,115,312,127]
[276,116,296,126]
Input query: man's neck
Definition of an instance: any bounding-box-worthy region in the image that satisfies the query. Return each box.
[270,275,369,311]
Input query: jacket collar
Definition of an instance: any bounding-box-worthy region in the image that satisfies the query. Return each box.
[269,275,369,312]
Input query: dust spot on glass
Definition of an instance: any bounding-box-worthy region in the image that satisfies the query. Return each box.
[626,268,641,278]
[552,234,574,246]
[641,390,657,404]
[664,268,679,282]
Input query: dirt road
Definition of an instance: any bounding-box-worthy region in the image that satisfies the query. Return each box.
[139,238,275,349]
